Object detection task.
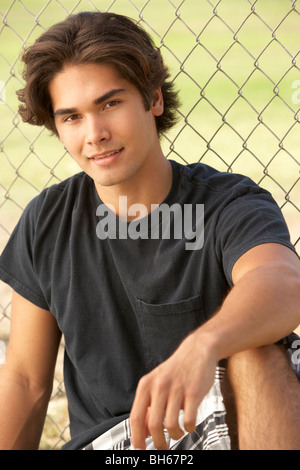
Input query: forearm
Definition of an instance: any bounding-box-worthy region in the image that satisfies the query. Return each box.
[0,366,51,450]
[198,263,300,361]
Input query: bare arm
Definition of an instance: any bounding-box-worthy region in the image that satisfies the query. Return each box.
[130,243,300,449]
[0,291,61,449]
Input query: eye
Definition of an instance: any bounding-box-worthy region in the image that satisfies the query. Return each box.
[104,100,120,110]
[64,114,81,122]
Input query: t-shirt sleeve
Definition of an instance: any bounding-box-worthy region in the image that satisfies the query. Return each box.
[0,196,49,310]
[215,189,297,286]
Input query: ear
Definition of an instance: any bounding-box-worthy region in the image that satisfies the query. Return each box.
[151,88,164,117]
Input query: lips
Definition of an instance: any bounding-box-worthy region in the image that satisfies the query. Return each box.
[88,147,124,167]
[89,148,124,160]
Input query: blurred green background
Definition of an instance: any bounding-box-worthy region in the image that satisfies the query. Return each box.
[1,0,299,247]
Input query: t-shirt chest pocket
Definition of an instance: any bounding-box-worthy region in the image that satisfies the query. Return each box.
[135,294,203,370]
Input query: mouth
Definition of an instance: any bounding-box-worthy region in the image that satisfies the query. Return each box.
[89,148,124,166]
[89,148,124,160]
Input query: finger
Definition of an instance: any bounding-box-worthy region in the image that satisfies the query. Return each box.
[130,379,151,450]
[147,389,169,450]
[130,410,149,449]
[183,393,199,433]
[164,387,185,441]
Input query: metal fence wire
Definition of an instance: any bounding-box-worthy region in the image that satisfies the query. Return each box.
[0,0,299,449]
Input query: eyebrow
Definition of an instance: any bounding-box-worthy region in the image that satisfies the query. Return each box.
[53,88,126,118]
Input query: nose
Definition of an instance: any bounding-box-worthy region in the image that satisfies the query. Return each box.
[85,115,111,145]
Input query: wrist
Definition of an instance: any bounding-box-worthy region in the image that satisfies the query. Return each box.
[193,312,239,363]
[191,325,221,363]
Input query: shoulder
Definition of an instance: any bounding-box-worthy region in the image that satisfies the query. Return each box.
[171,160,263,196]
[24,172,94,221]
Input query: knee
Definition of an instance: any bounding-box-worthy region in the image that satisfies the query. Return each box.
[225,343,297,402]
[227,343,289,377]
[223,343,300,450]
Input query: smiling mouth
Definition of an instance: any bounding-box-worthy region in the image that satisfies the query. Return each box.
[90,148,124,160]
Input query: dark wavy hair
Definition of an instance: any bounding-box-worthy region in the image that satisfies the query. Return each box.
[17,11,180,137]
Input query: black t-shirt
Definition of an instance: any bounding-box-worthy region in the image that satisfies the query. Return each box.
[0,160,295,449]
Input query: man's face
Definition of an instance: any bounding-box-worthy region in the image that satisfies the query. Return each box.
[49,63,164,192]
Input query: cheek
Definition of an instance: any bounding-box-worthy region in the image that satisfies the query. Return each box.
[120,110,153,141]
[59,129,83,155]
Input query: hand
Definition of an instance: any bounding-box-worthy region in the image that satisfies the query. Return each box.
[129,331,217,450]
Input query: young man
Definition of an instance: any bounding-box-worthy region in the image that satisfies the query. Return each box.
[0,12,299,451]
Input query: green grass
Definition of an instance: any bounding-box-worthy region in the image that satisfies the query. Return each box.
[1,0,299,240]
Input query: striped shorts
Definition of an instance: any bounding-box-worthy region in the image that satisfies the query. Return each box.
[83,333,300,451]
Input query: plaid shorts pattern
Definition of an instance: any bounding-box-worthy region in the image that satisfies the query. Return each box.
[82,333,300,450]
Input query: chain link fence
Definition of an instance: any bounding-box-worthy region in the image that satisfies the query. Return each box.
[0,0,299,449]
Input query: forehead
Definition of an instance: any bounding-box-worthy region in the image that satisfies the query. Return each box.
[49,62,135,110]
